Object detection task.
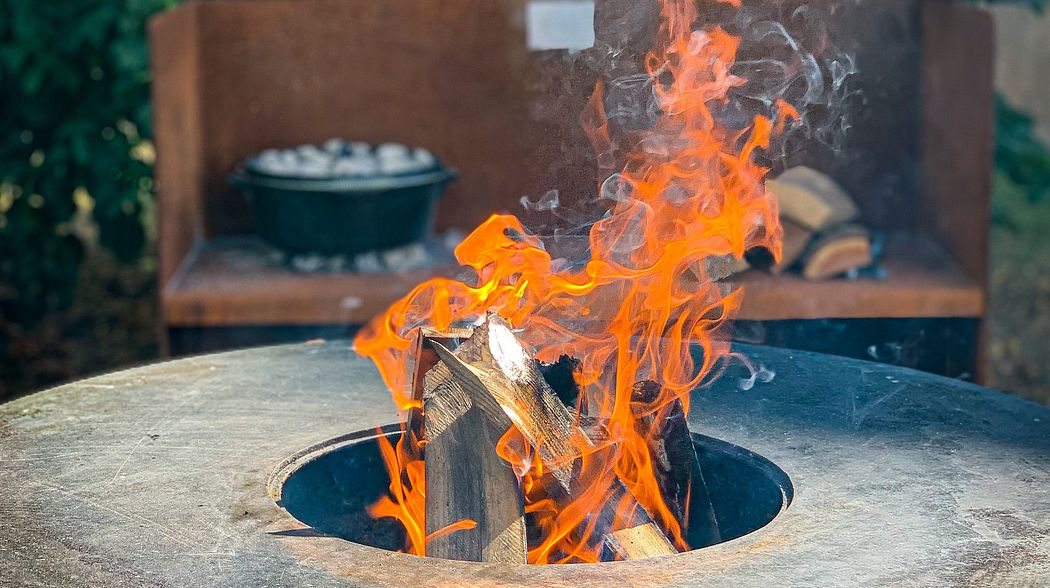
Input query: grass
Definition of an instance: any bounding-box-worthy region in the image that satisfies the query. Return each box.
[987,172,1050,405]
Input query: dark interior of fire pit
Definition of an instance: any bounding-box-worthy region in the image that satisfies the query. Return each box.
[273,427,792,557]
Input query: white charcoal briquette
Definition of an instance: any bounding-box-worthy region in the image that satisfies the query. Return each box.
[413,148,436,168]
[278,150,298,165]
[322,138,346,155]
[296,144,329,163]
[379,157,425,175]
[294,160,331,178]
[376,143,410,161]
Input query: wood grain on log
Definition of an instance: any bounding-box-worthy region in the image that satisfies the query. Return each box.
[429,318,587,490]
[430,313,675,560]
[607,524,682,560]
[406,327,475,455]
[802,225,873,281]
[423,333,527,563]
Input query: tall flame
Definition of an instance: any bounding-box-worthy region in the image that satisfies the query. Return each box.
[356,0,794,562]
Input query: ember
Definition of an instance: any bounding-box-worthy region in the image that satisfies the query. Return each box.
[355,0,796,563]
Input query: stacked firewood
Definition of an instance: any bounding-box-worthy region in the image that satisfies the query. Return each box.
[720,166,876,281]
[409,312,720,563]
[766,166,874,280]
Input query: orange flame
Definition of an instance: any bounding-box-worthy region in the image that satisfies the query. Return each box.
[355,0,792,562]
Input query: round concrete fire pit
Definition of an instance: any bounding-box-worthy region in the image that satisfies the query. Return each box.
[267,426,792,555]
[1,343,1048,586]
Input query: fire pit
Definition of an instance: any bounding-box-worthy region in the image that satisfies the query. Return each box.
[268,426,792,556]
[2,342,1048,586]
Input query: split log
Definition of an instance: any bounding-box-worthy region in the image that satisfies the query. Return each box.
[411,326,476,402]
[767,166,859,231]
[405,327,475,452]
[772,220,814,275]
[430,313,676,560]
[607,524,683,559]
[422,331,527,563]
[568,417,676,561]
[704,254,750,282]
[677,255,750,293]
[631,381,721,548]
[801,224,873,280]
[428,321,586,490]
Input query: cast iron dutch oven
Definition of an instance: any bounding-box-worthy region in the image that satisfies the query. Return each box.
[229,157,456,256]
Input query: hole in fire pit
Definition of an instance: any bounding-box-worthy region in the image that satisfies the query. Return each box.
[269,424,792,558]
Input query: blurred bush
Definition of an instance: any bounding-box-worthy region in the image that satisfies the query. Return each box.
[982,0,1046,12]
[996,95,1050,204]
[0,0,177,326]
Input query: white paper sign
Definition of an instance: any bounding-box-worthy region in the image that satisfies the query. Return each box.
[526,0,595,51]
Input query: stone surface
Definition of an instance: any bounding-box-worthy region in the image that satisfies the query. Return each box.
[1,342,1048,587]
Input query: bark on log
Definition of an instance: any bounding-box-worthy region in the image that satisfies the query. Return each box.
[631,380,721,548]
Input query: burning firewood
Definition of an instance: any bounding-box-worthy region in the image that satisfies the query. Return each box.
[801,224,873,280]
[423,357,528,562]
[407,326,475,446]
[607,524,685,559]
[411,327,476,401]
[415,326,528,563]
[427,312,677,561]
[428,317,589,491]
[631,380,721,547]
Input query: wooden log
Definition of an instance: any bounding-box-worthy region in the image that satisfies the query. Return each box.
[430,313,676,560]
[428,318,586,489]
[423,341,527,563]
[677,255,750,293]
[771,219,815,275]
[801,224,873,281]
[767,166,859,231]
[704,254,751,282]
[405,327,475,454]
[568,417,673,560]
[411,326,476,402]
[631,381,721,548]
[607,524,682,560]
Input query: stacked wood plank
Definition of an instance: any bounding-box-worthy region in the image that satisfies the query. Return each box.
[685,167,874,282]
[414,312,718,562]
[765,166,874,280]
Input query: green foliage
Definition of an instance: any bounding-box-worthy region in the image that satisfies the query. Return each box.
[0,0,177,325]
[978,0,1046,12]
[996,94,1050,205]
